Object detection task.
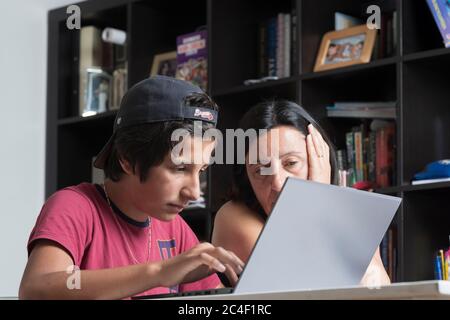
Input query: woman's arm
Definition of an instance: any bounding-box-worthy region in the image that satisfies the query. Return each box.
[212,201,264,264]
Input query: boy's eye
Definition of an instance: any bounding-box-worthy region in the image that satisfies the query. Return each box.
[175,166,186,172]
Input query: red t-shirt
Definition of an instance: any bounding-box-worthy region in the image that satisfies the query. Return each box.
[27,183,220,298]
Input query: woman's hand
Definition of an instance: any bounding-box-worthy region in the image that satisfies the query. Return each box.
[360,248,391,287]
[306,124,331,184]
[156,242,244,288]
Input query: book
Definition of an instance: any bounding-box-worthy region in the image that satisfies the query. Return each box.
[291,7,297,76]
[411,177,450,185]
[333,101,396,110]
[267,17,277,77]
[257,22,268,78]
[345,132,356,186]
[327,108,396,119]
[276,13,284,79]
[111,67,127,110]
[376,124,395,188]
[176,30,208,91]
[354,129,364,182]
[426,0,450,48]
[284,13,291,78]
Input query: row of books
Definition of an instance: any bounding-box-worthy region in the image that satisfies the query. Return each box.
[337,120,396,188]
[334,11,398,60]
[326,101,396,119]
[380,226,397,282]
[257,10,297,79]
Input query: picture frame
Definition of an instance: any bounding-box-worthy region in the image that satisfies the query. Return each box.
[150,51,177,77]
[313,24,377,72]
[81,67,112,117]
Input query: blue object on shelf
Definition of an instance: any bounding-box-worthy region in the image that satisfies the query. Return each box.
[414,159,450,180]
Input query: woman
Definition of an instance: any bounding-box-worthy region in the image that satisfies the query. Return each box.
[212,100,390,287]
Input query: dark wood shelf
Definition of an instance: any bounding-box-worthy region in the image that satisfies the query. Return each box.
[47,0,450,283]
[403,47,450,63]
[402,181,450,193]
[301,57,399,80]
[58,110,117,126]
[212,76,299,97]
[374,186,402,195]
[375,182,450,194]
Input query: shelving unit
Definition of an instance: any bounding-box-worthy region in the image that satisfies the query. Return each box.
[47,0,450,282]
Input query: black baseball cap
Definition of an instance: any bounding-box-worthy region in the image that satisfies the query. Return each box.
[93,75,218,169]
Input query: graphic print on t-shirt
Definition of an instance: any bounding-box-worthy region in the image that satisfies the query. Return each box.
[157,239,178,292]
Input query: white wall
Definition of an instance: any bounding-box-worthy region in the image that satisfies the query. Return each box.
[0,0,84,297]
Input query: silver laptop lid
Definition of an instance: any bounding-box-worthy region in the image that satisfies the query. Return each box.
[234,177,401,294]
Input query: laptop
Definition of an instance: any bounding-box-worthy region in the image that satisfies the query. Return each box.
[133,177,401,299]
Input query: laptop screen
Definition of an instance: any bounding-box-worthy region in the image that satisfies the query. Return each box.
[233,178,401,294]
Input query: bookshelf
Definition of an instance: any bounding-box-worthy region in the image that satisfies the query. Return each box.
[47,0,450,282]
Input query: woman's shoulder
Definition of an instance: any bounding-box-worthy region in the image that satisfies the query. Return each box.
[215,200,265,228]
[213,201,265,263]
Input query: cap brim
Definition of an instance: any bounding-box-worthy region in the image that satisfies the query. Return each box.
[93,134,115,169]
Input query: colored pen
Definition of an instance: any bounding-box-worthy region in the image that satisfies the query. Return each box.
[440,250,446,280]
[435,255,443,280]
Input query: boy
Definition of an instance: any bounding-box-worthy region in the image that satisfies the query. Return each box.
[19,76,243,299]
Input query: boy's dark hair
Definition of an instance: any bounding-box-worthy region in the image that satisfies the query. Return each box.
[104,93,219,182]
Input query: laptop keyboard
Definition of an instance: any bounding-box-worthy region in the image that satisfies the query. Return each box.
[132,287,234,300]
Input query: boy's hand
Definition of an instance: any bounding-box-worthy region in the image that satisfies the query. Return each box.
[156,242,244,288]
[306,124,331,184]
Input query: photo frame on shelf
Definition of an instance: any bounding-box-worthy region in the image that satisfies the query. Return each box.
[81,67,112,117]
[314,24,377,72]
[150,51,177,77]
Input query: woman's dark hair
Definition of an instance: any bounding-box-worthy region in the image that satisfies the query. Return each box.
[104,93,219,182]
[230,100,338,219]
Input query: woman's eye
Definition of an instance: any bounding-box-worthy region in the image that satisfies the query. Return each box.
[175,166,186,172]
[287,161,298,166]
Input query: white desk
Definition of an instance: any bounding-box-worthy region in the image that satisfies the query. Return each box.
[174,281,450,300]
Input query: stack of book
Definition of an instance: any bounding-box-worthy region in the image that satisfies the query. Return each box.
[326,101,396,119]
[337,120,396,188]
[257,10,297,79]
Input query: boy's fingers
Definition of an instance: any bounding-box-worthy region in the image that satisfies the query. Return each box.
[199,252,226,273]
[215,247,244,274]
[223,264,239,287]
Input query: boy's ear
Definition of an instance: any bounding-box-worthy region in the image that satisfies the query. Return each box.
[118,157,134,175]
